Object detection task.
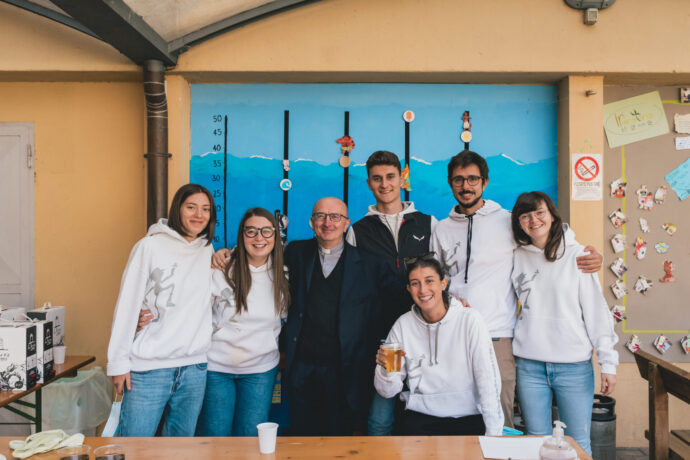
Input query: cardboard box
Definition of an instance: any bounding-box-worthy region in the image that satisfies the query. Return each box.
[0,306,26,322]
[19,321,54,384]
[0,324,39,391]
[27,305,65,346]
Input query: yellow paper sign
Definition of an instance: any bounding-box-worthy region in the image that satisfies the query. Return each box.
[603,91,669,148]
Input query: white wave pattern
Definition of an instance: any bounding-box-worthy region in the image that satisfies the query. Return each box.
[294,157,316,162]
[249,155,275,160]
[500,153,526,165]
[411,156,432,165]
[199,151,217,157]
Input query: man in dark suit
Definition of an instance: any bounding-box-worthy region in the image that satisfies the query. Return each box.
[284,196,395,436]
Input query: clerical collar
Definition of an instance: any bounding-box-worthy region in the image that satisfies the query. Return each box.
[318,240,344,255]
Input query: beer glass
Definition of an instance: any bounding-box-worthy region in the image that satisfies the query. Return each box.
[382,342,403,372]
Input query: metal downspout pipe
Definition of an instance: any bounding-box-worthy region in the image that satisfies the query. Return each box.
[143,59,171,228]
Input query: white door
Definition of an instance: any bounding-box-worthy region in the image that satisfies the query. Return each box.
[0,123,34,309]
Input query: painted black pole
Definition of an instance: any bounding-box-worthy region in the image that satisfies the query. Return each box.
[223,115,228,248]
[343,111,350,205]
[404,120,410,202]
[283,110,289,220]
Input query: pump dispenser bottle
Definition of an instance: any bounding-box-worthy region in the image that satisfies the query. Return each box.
[539,421,578,460]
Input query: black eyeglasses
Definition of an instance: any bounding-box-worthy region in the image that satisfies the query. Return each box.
[450,175,482,187]
[403,252,437,268]
[243,226,276,238]
[311,212,348,223]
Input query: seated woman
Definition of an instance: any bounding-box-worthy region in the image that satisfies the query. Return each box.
[374,256,503,436]
[511,191,618,456]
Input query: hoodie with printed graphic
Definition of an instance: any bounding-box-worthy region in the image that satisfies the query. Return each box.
[511,226,619,374]
[107,219,214,376]
[430,200,517,338]
[374,298,503,435]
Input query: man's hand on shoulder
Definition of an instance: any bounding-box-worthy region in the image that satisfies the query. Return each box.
[576,245,603,273]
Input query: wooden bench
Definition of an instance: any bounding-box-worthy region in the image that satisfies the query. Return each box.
[634,350,690,460]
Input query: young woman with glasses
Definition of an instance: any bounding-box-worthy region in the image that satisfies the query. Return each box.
[510,192,617,456]
[195,207,290,436]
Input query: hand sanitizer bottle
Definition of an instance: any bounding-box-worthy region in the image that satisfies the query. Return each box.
[539,421,578,460]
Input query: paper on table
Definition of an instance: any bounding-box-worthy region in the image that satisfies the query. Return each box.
[478,436,548,460]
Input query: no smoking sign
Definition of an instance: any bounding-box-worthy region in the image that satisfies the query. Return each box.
[572,153,602,201]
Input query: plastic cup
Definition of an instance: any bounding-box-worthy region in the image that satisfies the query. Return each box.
[94,444,125,460]
[257,422,279,454]
[53,345,67,364]
[382,342,403,372]
[57,445,91,460]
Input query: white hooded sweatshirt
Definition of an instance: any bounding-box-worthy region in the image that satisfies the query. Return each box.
[207,261,287,375]
[374,298,504,435]
[107,219,214,376]
[430,200,517,338]
[511,227,619,374]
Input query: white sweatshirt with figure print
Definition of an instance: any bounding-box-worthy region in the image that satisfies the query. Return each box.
[430,200,517,338]
[207,261,286,375]
[107,219,214,376]
[374,298,504,435]
[511,226,619,374]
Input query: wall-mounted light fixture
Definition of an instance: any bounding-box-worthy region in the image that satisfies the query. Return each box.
[564,0,616,25]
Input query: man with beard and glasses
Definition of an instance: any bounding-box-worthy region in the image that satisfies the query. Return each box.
[430,150,602,429]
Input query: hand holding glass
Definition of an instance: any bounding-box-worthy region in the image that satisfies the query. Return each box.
[379,343,404,372]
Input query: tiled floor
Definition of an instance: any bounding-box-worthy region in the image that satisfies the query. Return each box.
[616,447,649,460]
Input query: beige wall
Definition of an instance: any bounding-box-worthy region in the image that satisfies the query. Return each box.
[1,0,688,447]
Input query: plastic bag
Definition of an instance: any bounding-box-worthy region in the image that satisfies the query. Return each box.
[42,366,113,433]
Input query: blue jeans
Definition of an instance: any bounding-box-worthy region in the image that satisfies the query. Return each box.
[516,357,594,455]
[368,392,395,435]
[119,363,207,437]
[196,367,278,436]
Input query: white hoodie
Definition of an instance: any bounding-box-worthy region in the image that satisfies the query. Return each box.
[374,298,503,435]
[207,261,287,375]
[430,200,517,337]
[107,219,214,376]
[346,201,438,248]
[511,227,619,374]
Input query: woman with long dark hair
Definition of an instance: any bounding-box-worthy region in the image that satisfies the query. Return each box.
[107,183,216,436]
[510,191,617,455]
[373,256,503,436]
[195,207,290,436]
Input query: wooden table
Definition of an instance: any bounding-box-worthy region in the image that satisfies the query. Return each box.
[0,435,592,459]
[0,355,95,432]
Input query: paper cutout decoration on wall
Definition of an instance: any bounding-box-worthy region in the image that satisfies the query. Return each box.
[610,234,626,253]
[610,258,628,278]
[664,158,690,201]
[610,178,626,197]
[610,279,627,299]
[609,209,627,228]
[336,135,355,155]
[636,185,654,210]
[401,164,412,192]
[611,305,626,323]
[640,218,650,233]
[681,335,690,354]
[654,186,668,204]
[282,160,290,172]
[603,91,670,148]
[662,222,677,235]
[674,113,690,134]
[654,242,669,254]
[626,334,641,353]
[654,335,671,354]
[659,261,676,283]
[634,236,647,260]
[682,88,690,104]
[634,275,653,294]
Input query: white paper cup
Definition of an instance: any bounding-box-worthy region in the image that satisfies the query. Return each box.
[53,345,66,364]
[257,422,278,454]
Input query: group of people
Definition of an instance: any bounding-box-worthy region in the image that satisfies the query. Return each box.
[106,149,618,455]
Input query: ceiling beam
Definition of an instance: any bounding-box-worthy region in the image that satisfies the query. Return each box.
[49,0,176,66]
[1,0,101,40]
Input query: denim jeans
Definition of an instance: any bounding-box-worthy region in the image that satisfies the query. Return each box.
[516,357,594,455]
[118,363,207,437]
[196,366,278,436]
[368,392,395,435]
